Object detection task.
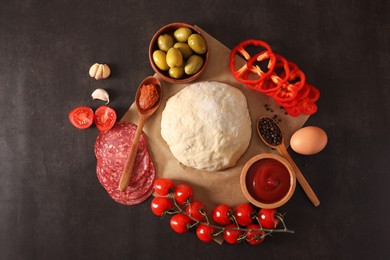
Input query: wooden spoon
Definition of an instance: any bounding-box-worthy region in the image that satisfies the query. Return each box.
[119,76,162,192]
[257,117,320,206]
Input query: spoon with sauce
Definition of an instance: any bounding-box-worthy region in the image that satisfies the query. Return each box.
[257,117,320,206]
[119,76,162,192]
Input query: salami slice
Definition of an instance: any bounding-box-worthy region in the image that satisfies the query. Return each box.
[95,122,156,206]
[95,122,147,171]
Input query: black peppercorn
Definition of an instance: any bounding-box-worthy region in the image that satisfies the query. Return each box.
[258,117,282,146]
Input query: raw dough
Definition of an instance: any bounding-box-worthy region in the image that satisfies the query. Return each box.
[161,81,252,171]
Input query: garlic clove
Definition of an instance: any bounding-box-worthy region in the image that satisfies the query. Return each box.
[102,64,111,79]
[91,88,110,104]
[95,64,104,80]
[89,63,100,78]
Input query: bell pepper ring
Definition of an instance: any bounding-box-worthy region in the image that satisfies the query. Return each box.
[240,50,276,87]
[283,84,319,116]
[230,40,275,85]
[275,83,310,108]
[248,53,290,94]
[273,66,306,102]
[307,84,320,102]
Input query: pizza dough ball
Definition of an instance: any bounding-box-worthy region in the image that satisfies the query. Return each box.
[161,81,252,171]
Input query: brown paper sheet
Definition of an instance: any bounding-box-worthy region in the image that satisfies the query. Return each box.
[121,26,309,211]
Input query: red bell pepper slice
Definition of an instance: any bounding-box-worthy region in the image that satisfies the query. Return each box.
[284,84,319,116]
[240,50,276,88]
[273,64,306,102]
[229,40,275,85]
[248,53,290,94]
[307,84,320,102]
[284,105,302,117]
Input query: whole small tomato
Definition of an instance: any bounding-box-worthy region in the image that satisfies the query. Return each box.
[223,224,243,244]
[212,204,233,226]
[245,224,265,245]
[174,184,193,205]
[170,213,192,234]
[196,224,215,243]
[150,197,173,217]
[186,201,207,222]
[258,208,280,229]
[233,203,255,227]
[154,178,175,196]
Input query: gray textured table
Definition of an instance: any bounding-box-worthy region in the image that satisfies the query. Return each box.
[1,0,389,259]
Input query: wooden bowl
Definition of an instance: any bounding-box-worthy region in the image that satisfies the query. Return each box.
[240,153,296,209]
[148,22,209,84]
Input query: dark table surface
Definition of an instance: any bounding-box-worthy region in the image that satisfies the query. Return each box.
[1,0,389,259]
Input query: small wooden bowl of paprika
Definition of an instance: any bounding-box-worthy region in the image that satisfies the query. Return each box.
[148,22,209,84]
[240,153,296,209]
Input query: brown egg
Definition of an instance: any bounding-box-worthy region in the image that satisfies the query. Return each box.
[290,126,328,155]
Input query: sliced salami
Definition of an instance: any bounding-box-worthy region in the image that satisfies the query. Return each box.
[95,122,156,206]
[95,122,147,170]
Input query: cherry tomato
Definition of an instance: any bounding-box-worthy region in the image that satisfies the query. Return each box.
[170,213,192,234]
[258,208,280,229]
[69,106,94,129]
[223,224,243,244]
[150,197,173,217]
[196,224,215,243]
[154,178,175,196]
[186,201,207,222]
[245,224,265,245]
[174,184,193,205]
[233,204,254,227]
[94,106,117,132]
[212,204,232,226]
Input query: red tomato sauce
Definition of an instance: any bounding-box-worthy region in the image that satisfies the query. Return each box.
[246,158,291,204]
[139,83,159,110]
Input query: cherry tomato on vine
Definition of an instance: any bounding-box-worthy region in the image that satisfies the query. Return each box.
[150,197,173,217]
[185,201,207,222]
[174,184,193,205]
[245,224,265,245]
[170,213,192,234]
[154,178,175,196]
[258,208,280,229]
[212,204,233,226]
[196,224,215,243]
[223,224,243,244]
[233,204,255,227]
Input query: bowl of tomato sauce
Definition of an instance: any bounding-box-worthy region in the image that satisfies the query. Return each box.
[240,153,296,209]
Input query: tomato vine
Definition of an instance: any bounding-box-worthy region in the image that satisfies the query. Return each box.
[151,178,294,245]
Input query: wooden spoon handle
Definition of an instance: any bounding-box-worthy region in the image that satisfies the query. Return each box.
[276,145,320,207]
[119,118,146,192]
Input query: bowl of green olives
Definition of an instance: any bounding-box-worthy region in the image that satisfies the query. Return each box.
[149,22,209,84]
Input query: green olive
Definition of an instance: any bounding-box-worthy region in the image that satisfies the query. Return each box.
[152,50,169,71]
[157,34,174,52]
[184,55,204,75]
[169,66,185,79]
[166,47,183,68]
[174,27,192,42]
[173,42,193,60]
[187,34,207,54]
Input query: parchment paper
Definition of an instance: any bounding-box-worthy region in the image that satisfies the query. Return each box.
[121,26,309,211]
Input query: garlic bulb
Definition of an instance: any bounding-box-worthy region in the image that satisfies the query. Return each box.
[89,63,111,80]
[91,88,110,104]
